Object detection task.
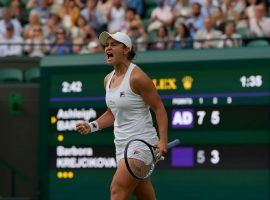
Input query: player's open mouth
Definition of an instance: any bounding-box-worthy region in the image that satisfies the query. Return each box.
[106,52,114,61]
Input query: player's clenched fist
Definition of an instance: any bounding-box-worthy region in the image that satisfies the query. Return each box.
[76,121,91,135]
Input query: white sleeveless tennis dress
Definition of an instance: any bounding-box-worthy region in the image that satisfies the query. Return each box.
[105,63,159,163]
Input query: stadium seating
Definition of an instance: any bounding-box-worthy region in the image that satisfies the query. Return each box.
[247,39,269,47]
[236,27,250,38]
[0,68,23,83]
[24,67,40,83]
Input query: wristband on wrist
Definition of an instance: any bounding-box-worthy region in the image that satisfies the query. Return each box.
[88,121,100,133]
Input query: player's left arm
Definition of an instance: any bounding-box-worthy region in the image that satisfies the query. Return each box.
[131,67,168,157]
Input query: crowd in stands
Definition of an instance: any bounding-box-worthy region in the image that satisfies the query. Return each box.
[0,0,269,57]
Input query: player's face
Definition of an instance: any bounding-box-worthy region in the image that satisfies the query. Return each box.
[104,37,127,66]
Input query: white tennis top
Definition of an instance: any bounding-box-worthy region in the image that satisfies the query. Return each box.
[105,63,158,153]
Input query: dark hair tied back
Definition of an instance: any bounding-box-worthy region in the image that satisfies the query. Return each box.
[127,46,136,60]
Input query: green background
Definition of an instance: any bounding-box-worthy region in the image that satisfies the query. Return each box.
[40,48,270,200]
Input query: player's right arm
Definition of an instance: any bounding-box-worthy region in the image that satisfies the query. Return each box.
[76,73,115,135]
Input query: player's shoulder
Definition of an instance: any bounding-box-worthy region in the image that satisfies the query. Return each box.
[104,72,111,82]
[131,65,149,81]
[130,65,153,89]
[104,71,114,89]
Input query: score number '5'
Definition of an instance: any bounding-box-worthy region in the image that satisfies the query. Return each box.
[197,110,220,125]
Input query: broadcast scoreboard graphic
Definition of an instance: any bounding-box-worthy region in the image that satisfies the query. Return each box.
[40,52,269,200]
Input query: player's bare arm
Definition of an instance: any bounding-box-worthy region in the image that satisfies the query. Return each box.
[76,74,115,135]
[94,73,116,129]
[130,66,168,157]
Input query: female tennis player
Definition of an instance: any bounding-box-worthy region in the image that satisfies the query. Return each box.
[76,31,168,200]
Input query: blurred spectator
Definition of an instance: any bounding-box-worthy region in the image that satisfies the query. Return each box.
[0,22,23,57]
[125,8,143,34]
[0,7,22,37]
[72,37,102,54]
[151,26,172,50]
[0,0,268,57]
[48,0,55,5]
[190,0,205,5]
[212,7,226,33]
[193,16,222,49]
[26,0,37,10]
[24,25,50,57]
[74,0,86,9]
[184,2,205,37]
[81,0,106,34]
[50,0,63,14]
[124,8,147,50]
[249,4,270,37]
[60,0,80,29]
[124,0,145,17]
[87,40,103,53]
[43,13,62,43]
[234,0,247,18]
[234,0,249,31]
[23,11,41,39]
[79,25,100,53]
[173,0,192,26]
[133,27,148,51]
[107,0,126,33]
[148,0,174,32]
[245,0,257,19]
[201,0,217,17]
[53,0,65,4]
[172,23,193,49]
[32,0,52,25]
[10,0,28,25]
[97,0,114,23]
[70,15,87,39]
[164,0,176,9]
[72,37,84,53]
[50,27,72,55]
[218,21,242,48]
[221,0,240,21]
[82,25,98,44]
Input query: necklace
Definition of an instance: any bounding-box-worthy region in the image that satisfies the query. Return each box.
[111,73,124,83]
[114,74,124,79]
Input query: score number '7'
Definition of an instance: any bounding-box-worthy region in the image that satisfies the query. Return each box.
[197,111,220,125]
